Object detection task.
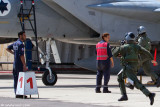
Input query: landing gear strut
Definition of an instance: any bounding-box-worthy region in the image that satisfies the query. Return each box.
[33,38,61,86]
[18,0,60,86]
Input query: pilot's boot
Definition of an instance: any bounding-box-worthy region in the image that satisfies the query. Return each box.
[16,95,27,99]
[156,77,160,87]
[103,87,111,93]
[149,93,155,105]
[95,87,101,93]
[118,93,128,101]
[126,83,134,90]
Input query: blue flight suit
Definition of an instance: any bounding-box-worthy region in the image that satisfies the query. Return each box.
[96,40,113,91]
[7,39,25,94]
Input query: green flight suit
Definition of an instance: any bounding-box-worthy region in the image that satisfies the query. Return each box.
[138,33,158,82]
[112,47,127,95]
[113,41,154,96]
[116,55,127,95]
[117,68,127,95]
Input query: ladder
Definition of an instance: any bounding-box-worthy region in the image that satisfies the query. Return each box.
[18,0,39,66]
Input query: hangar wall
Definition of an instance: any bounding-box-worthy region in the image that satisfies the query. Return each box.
[0,40,96,71]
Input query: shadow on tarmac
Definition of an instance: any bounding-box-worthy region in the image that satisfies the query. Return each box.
[37,85,119,88]
[0,87,13,89]
[0,75,13,79]
[0,84,158,90]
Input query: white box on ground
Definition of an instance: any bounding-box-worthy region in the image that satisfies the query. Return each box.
[16,72,38,96]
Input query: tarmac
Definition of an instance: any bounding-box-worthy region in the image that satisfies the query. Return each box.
[0,73,160,107]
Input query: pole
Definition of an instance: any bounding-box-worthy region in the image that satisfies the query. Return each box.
[32,0,39,66]
[20,0,25,31]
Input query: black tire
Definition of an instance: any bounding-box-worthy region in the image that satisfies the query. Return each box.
[42,70,57,86]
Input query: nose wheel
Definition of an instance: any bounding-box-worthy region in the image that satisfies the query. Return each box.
[42,70,57,86]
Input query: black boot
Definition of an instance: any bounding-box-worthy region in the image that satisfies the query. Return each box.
[95,88,101,93]
[118,94,128,101]
[103,90,111,93]
[16,95,27,99]
[149,93,155,105]
[15,95,22,98]
[156,78,160,87]
[126,83,134,90]
[103,87,111,93]
[95,90,101,93]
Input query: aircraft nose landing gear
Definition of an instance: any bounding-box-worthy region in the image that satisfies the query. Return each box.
[33,38,60,86]
[18,0,59,86]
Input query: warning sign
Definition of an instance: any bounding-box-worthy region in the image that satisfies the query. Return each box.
[16,72,38,96]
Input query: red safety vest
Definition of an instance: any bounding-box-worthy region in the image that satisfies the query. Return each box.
[96,42,108,60]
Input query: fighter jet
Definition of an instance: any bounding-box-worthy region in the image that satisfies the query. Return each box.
[0,0,160,85]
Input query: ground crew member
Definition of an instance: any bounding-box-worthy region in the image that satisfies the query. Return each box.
[112,32,157,105]
[6,31,27,98]
[95,33,114,93]
[126,26,160,89]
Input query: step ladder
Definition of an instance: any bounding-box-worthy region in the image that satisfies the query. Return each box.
[18,0,39,66]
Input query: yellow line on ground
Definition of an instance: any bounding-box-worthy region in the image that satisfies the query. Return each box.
[0,45,4,56]
[0,21,9,24]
